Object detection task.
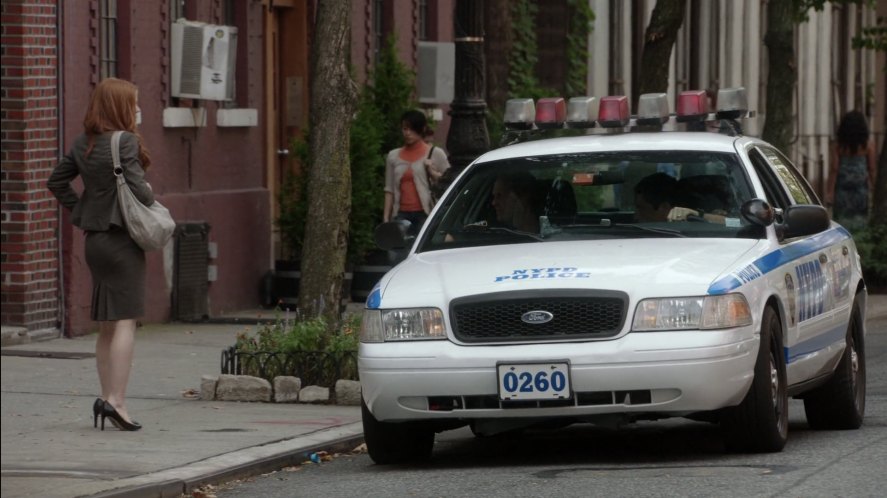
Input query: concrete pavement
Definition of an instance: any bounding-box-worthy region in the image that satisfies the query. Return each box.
[1,295,885,498]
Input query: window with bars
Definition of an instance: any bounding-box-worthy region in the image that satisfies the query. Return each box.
[99,0,118,79]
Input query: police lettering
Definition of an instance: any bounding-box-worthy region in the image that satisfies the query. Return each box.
[495,267,590,282]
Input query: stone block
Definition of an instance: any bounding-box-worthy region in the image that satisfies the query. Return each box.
[273,376,302,403]
[215,374,271,402]
[334,379,361,406]
[199,375,218,401]
[299,385,330,403]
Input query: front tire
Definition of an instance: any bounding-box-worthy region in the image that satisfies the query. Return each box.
[361,399,434,464]
[721,306,788,452]
[803,295,866,429]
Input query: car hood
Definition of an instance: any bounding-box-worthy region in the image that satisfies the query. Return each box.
[371,238,762,308]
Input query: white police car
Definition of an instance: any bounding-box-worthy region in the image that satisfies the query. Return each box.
[358,89,867,464]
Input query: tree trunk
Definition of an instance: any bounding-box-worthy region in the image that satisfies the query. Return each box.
[761,0,795,153]
[636,0,686,102]
[298,0,358,325]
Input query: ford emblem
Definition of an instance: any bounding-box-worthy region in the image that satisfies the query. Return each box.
[521,310,554,324]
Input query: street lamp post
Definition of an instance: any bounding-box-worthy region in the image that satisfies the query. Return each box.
[446,0,489,174]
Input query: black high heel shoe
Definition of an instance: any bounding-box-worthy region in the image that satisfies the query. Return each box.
[93,398,104,428]
[100,402,142,431]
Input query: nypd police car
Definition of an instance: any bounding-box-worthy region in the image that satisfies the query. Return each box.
[358,89,867,464]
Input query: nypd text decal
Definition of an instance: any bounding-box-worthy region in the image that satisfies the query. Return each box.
[495,267,591,283]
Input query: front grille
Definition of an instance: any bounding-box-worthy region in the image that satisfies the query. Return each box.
[451,290,628,343]
[429,390,654,411]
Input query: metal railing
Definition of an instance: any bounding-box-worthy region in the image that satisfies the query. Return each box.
[220,346,358,387]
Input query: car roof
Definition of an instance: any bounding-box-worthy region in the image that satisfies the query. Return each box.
[475,131,743,163]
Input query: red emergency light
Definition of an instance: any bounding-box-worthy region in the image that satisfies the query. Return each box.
[535,98,566,129]
[598,96,629,128]
[676,90,708,122]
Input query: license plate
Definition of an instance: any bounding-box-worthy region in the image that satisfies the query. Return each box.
[497,362,571,401]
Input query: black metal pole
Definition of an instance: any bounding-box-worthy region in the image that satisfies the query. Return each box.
[446,0,489,175]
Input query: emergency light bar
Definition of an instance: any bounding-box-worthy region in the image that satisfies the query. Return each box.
[636,93,669,126]
[598,96,630,128]
[566,96,598,128]
[676,90,708,122]
[535,97,566,129]
[502,87,751,132]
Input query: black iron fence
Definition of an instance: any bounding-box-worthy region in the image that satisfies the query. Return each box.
[220,346,358,387]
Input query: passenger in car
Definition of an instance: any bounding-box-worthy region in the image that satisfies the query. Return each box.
[633,172,677,222]
[491,172,542,232]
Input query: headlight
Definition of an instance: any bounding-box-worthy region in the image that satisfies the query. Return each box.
[632,294,752,331]
[360,308,446,342]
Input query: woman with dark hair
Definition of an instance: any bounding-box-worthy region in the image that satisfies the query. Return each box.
[827,110,877,228]
[383,109,450,235]
[48,78,154,431]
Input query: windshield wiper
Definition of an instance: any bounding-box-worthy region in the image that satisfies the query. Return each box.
[553,221,686,237]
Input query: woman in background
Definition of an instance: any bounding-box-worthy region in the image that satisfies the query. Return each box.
[383,109,450,235]
[48,78,154,431]
[827,110,877,229]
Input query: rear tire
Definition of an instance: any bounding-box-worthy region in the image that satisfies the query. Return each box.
[721,306,788,453]
[803,295,866,430]
[361,399,434,464]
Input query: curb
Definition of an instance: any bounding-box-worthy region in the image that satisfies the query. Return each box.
[83,423,364,498]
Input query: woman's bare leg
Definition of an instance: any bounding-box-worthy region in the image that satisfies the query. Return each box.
[103,319,137,423]
[95,321,115,399]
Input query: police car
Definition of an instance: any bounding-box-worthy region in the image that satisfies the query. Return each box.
[358,88,867,464]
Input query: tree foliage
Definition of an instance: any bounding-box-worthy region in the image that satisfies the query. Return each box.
[369,34,418,157]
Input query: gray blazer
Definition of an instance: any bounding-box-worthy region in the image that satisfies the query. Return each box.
[48,132,154,231]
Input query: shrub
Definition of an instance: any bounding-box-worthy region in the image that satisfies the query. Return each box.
[232,313,360,384]
[851,222,887,292]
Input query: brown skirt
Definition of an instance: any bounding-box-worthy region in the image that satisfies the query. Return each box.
[85,226,146,321]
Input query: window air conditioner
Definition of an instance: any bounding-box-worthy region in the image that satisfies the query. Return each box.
[170,20,237,101]
[417,41,455,104]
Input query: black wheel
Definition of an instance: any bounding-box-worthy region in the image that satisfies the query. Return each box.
[803,295,866,429]
[361,399,433,464]
[721,306,788,453]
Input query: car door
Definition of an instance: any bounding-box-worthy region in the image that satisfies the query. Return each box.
[748,145,847,385]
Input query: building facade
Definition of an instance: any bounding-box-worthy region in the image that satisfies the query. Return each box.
[1,0,454,337]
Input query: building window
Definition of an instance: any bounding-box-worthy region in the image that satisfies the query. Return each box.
[419,0,428,40]
[99,0,118,79]
[171,0,186,23]
[373,0,384,63]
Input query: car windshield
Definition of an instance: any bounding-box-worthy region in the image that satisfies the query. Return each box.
[419,150,761,252]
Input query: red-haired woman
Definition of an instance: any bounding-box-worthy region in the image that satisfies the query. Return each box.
[48,78,154,431]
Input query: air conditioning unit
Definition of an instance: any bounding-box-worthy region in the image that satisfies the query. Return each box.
[170,20,237,101]
[417,41,455,104]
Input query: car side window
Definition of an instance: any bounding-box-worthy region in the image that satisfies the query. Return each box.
[747,148,791,210]
[756,146,818,205]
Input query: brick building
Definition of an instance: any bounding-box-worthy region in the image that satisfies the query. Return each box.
[1,0,456,338]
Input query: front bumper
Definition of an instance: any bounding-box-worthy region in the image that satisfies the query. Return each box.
[359,328,758,422]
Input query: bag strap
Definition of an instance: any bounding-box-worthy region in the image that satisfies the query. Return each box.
[111,131,124,177]
[426,145,435,159]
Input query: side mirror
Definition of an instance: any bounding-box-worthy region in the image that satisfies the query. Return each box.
[374,220,413,251]
[781,204,830,239]
[740,198,775,226]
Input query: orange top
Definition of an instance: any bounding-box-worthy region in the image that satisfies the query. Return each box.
[398,141,429,163]
[399,168,423,212]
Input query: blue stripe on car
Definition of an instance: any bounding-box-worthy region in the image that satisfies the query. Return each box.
[785,323,847,364]
[707,226,851,295]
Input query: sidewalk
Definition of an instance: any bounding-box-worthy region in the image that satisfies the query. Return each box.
[1,295,885,498]
[0,320,362,498]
